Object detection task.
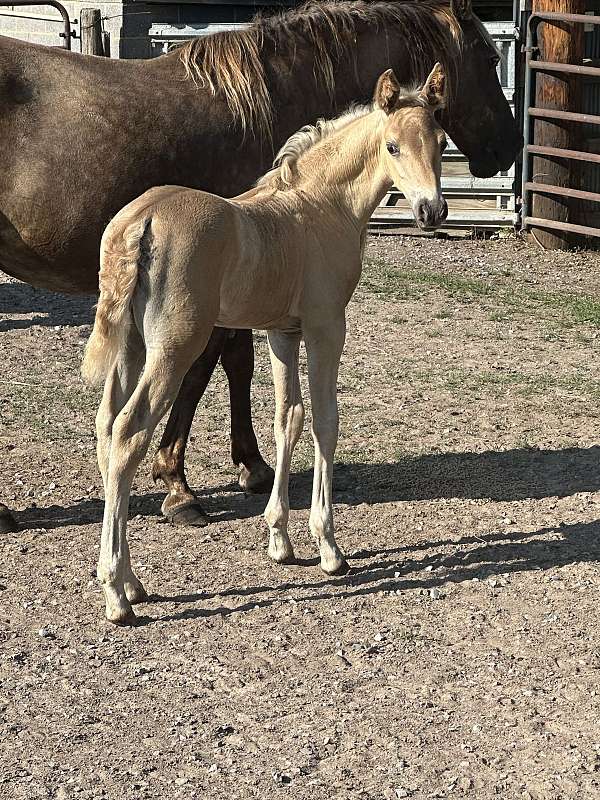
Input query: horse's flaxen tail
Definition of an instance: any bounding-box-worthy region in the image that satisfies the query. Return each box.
[81,216,151,387]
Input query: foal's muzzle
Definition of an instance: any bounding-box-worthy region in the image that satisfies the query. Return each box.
[415,197,448,230]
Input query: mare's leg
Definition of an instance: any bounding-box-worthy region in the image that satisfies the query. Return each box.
[99,340,212,624]
[151,327,228,526]
[264,330,304,565]
[304,317,349,576]
[221,329,274,493]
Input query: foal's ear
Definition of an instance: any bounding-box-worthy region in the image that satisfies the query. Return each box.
[374,69,402,115]
[451,0,472,20]
[421,62,446,109]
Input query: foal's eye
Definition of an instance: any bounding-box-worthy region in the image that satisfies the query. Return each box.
[386,142,400,156]
[489,54,501,68]
[440,139,448,153]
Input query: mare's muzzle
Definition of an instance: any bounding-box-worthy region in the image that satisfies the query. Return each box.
[415,197,448,230]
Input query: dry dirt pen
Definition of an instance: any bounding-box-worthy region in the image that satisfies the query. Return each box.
[1,234,600,800]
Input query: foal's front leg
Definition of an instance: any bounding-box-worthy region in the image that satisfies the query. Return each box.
[264,330,304,564]
[304,317,349,575]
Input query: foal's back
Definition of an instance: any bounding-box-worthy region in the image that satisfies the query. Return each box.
[105,183,323,334]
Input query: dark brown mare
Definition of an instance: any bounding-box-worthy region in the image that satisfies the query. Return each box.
[0,0,521,532]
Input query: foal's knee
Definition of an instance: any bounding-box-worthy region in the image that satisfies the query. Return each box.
[265,498,288,532]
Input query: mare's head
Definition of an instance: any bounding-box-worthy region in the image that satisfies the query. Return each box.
[374,64,448,230]
[442,0,522,178]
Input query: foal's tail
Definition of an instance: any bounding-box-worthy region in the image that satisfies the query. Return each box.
[82,215,151,387]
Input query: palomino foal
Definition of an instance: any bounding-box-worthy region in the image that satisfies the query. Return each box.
[83,65,448,624]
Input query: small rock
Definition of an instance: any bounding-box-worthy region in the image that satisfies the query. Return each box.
[429,588,442,600]
[38,628,53,638]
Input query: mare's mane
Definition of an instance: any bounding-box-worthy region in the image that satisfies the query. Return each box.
[179,0,462,138]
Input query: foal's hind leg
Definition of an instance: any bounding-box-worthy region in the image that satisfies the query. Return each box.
[96,326,144,490]
[95,327,145,604]
[304,317,349,576]
[264,330,304,564]
[99,344,212,624]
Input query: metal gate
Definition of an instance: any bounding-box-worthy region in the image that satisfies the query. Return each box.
[0,0,73,49]
[371,21,518,230]
[521,10,600,239]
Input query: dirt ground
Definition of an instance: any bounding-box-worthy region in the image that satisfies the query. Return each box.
[1,233,600,800]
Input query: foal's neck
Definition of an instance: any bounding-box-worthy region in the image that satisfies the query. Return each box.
[293,114,392,231]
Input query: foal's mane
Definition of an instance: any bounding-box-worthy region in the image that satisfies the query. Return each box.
[256,90,427,192]
[179,0,462,139]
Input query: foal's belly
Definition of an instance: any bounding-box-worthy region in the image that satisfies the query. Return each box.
[214,248,304,332]
[215,312,301,332]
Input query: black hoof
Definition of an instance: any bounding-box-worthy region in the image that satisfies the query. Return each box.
[164,501,210,527]
[0,505,18,534]
[238,462,275,494]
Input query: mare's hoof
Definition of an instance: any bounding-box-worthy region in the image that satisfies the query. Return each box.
[0,505,18,534]
[322,559,351,577]
[238,461,275,494]
[164,501,210,527]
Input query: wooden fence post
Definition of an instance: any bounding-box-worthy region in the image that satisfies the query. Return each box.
[80,8,105,57]
[531,0,585,249]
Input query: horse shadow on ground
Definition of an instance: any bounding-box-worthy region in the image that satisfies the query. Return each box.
[16,442,600,527]
[150,517,600,623]
[0,283,95,331]
[11,444,600,624]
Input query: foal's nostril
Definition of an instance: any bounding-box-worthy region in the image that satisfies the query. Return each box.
[416,199,446,229]
[416,200,432,227]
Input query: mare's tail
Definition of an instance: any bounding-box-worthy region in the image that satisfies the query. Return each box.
[81,215,151,387]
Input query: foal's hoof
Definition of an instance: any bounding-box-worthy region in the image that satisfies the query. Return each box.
[164,501,210,527]
[0,505,18,534]
[125,579,149,605]
[321,558,351,577]
[106,606,138,627]
[268,542,296,565]
[238,461,275,494]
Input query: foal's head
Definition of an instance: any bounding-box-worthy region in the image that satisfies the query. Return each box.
[374,64,448,230]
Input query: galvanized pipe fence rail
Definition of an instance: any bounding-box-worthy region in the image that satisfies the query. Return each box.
[522,10,600,239]
[0,1,73,48]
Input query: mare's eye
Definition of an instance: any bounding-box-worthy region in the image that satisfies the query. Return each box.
[386,142,400,156]
[490,54,500,68]
[440,139,448,153]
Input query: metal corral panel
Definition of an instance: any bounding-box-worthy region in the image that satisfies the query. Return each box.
[579,21,600,226]
[372,21,517,229]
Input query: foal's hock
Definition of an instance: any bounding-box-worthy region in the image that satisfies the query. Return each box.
[83,65,448,624]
